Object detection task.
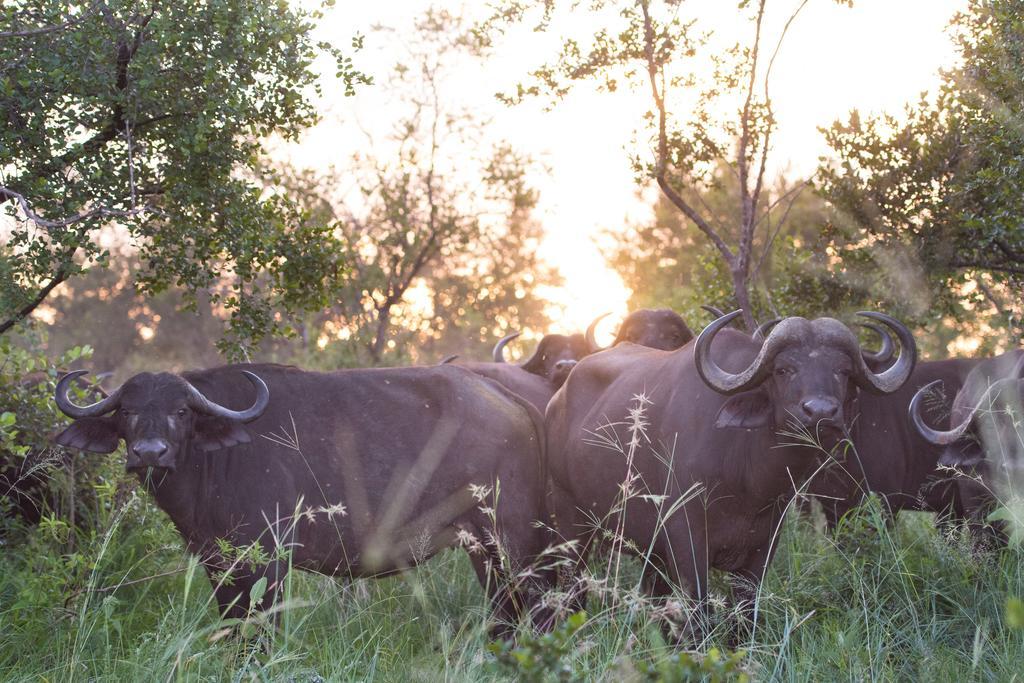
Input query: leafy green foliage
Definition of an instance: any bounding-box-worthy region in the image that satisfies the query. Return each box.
[489,610,588,682]
[635,647,750,683]
[0,1,369,357]
[0,329,110,534]
[276,10,559,366]
[819,0,1024,345]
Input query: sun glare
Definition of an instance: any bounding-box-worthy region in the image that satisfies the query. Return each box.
[291,0,966,335]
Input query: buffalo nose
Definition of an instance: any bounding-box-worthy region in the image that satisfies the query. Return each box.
[132,440,168,460]
[801,397,840,422]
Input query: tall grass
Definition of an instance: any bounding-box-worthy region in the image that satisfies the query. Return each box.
[2,493,1022,681]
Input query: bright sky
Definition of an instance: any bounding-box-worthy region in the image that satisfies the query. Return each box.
[284,0,967,338]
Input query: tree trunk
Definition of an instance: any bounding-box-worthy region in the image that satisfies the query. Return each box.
[369,306,392,363]
[731,265,756,332]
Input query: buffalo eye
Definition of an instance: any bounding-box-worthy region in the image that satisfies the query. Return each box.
[121,409,136,417]
[774,367,792,377]
[176,408,189,418]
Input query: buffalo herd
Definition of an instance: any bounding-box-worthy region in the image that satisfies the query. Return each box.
[49,307,1024,638]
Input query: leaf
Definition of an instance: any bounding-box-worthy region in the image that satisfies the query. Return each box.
[249,576,268,606]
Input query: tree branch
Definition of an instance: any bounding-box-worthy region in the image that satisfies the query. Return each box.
[0,186,150,231]
[640,1,734,265]
[0,1,104,38]
[949,259,1024,275]
[0,264,72,335]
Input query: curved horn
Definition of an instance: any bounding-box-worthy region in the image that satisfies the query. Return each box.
[695,310,786,395]
[909,379,971,445]
[858,322,895,366]
[54,370,123,418]
[752,317,782,343]
[585,312,611,352]
[439,354,459,365]
[185,371,269,423]
[701,305,726,319]
[850,312,917,394]
[492,332,520,363]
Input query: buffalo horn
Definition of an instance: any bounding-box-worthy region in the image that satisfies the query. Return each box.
[54,370,123,418]
[701,304,726,319]
[492,332,521,363]
[752,317,782,342]
[185,371,269,423]
[849,312,916,394]
[909,380,971,445]
[585,312,611,353]
[859,322,895,365]
[439,354,459,365]
[915,353,1024,444]
[695,310,780,395]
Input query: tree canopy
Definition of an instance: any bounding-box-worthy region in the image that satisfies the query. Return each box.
[819,0,1024,347]
[0,0,368,356]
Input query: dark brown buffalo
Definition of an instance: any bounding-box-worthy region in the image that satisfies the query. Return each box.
[493,331,592,387]
[909,349,1024,539]
[545,310,915,632]
[586,308,694,352]
[54,363,549,634]
[807,357,981,529]
[751,320,974,531]
[449,331,592,415]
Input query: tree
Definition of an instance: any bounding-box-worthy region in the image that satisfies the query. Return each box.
[480,0,849,331]
[0,1,369,356]
[276,10,559,366]
[605,164,857,320]
[819,0,1024,346]
[42,254,223,377]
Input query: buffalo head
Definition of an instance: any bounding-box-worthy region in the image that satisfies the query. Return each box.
[54,370,269,471]
[696,310,916,436]
[493,332,590,386]
[586,308,694,352]
[910,353,1024,472]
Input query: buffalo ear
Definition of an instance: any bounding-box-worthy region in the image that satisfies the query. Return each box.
[55,417,120,453]
[715,389,772,429]
[193,416,253,452]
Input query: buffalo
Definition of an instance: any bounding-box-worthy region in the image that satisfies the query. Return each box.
[450,331,592,414]
[54,363,550,634]
[909,349,1024,540]
[737,318,973,532]
[806,355,981,530]
[586,308,694,352]
[493,331,591,387]
[545,310,916,634]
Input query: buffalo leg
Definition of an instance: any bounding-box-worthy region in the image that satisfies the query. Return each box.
[466,546,520,640]
[548,483,595,619]
[658,525,711,644]
[204,560,286,622]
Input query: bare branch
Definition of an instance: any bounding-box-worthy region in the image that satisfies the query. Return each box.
[736,0,767,277]
[0,264,71,335]
[751,180,811,283]
[949,259,1024,276]
[975,276,1009,318]
[640,1,734,265]
[0,186,150,231]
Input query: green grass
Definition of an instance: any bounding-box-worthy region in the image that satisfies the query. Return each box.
[1,492,1022,682]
